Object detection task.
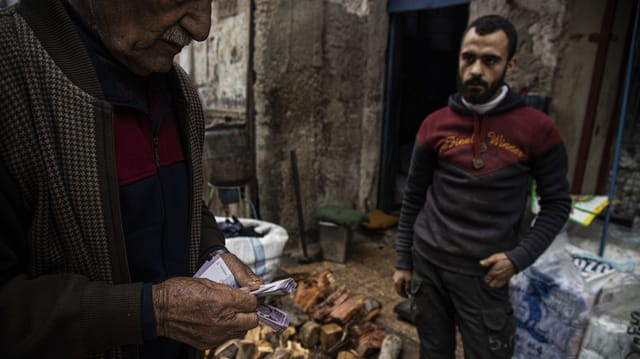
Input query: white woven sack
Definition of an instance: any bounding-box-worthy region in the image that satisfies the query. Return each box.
[216,217,289,282]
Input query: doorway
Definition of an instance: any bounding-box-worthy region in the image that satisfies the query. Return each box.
[378,2,469,212]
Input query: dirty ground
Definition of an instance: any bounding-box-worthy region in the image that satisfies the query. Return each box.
[273,219,640,358]
[278,229,465,359]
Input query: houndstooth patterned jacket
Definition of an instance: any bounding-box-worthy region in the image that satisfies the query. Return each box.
[0,0,222,358]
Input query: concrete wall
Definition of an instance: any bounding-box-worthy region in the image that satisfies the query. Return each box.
[253,0,388,244]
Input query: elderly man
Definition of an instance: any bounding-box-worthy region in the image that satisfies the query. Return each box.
[0,0,261,358]
[393,15,571,358]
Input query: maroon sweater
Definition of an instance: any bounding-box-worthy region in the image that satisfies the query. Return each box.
[396,90,571,275]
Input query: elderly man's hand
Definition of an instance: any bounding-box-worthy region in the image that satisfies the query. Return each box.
[220,252,263,291]
[480,252,516,288]
[152,277,258,350]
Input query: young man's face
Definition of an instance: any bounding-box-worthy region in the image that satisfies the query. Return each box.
[457,27,516,104]
[75,0,212,76]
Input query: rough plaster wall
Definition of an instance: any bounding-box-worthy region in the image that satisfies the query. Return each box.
[469,0,568,94]
[253,0,325,240]
[550,0,603,189]
[358,0,387,212]
[547,0,632,194]
[582,0,633,194]
[611,4,639,226]
[253,0,387,246]
[0,0,19,7]
[178,0,250,117]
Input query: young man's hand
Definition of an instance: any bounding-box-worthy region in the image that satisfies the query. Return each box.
[480,253,516,288]
[393,269,412,298]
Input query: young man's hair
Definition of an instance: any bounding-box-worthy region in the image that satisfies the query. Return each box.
[464,15,518,60]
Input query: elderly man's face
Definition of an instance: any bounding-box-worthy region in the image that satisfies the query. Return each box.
[72,0,212,75]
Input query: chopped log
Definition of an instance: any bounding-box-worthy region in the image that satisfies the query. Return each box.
[245,326,262,343]
[361,298,382,322]
[316,286,346,305]
[332,291,350,307]
[213,339,239,359]
[279,326,297,348]
[286,341,310,359]
[255,343,275,359]
[378,334,402,359]
[311,286,349,321]
[355,326,386,357]
[261,325,279,349]
[329,295,365,324]
[336,350,358,359]
[293,271,333,312]
[279,296,310,327]
[325,323,352,355]
[261,324,276,338]
[320,323,343,352]
[350,321,378,337]
[236,340,257,359]
[287,271,312,283]
[300,321,321,348]
[266,347,291,359]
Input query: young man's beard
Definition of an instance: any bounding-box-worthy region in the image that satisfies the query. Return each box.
[457,70,506,105]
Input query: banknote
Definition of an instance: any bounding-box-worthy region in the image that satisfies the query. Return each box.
[193,254,239,288]
[194,255,292,332]
[257,304,290,332]
[250,278,297,297]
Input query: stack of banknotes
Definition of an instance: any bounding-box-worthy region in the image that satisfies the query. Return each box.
[252,278,297,332]
[194,254,296,332]
[250,278,297,297]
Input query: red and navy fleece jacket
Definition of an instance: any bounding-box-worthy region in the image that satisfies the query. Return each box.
[395,90,571,276]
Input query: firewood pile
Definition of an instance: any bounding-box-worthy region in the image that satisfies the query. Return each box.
[207,270,402,359]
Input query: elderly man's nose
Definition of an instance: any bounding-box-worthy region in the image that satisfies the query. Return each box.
[181,0,212,41]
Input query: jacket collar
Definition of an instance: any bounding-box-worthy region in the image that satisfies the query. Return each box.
[17,0,104,100]
[448,86,526,117]
[61,0,151,113]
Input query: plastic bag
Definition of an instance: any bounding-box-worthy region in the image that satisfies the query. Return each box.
[510,230,640,358]
[578,284,640,358]
[216,217,289,282]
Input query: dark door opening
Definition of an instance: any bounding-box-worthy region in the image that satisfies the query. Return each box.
[378,4,469,212]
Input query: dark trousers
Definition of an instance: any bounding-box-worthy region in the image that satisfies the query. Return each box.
[411,254,515,359]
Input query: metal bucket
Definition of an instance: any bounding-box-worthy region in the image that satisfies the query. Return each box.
[204,124,253,186]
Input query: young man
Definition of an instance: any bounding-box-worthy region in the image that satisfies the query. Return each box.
[393,15,571,358]
[0,0,262,358]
